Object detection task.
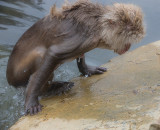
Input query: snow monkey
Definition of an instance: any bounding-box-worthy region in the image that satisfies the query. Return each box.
[6,0,145,115]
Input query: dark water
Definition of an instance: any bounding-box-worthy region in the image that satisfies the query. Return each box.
[0,0,160,129]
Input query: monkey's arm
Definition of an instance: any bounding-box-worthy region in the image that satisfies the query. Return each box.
[76,55,107,77]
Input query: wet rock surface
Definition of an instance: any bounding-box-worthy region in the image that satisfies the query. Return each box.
[11,41,160,130]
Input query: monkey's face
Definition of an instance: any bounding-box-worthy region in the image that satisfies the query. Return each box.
[114,44,131,55]
[101,3,145,55]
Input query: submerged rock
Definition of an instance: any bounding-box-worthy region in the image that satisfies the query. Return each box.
[11,41,160,130]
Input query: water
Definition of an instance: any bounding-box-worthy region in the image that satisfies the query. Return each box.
[0,0,160,129]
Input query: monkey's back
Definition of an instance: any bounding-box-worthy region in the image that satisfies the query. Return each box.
[6,16,62,86]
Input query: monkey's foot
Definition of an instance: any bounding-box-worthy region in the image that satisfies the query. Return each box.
[25,98,43,115]
[49,81,74,95]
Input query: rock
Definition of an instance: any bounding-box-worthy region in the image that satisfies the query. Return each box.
[11,41,160,130]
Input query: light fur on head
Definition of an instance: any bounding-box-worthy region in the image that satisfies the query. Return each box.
[101,3,145,51]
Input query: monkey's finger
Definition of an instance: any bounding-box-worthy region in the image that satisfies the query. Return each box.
[85,72,92,77]
[25,109,29,115]
[69,82,74,87]
[30,107,34,115]
[33,106,38,115]
[88,72,92,77]
[67,82,74,89]
[95,70,104,74]
[97,67,107,72]
[38,105,42,112]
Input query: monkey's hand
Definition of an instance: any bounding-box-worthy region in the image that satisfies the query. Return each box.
[81,65,107,77]
[77,57,107,77]
[25,96,43,115]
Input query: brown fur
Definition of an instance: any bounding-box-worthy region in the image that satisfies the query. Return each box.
[6,0,145,115]
[50,0,145,52]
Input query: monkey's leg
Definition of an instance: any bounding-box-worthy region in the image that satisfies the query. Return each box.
[76,55,107,77]
[25,53,61,115]
[24,42,80,115]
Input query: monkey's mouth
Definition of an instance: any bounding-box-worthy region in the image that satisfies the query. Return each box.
[114,44,131,55]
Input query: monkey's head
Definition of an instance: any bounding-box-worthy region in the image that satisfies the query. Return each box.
[101,3,145,55]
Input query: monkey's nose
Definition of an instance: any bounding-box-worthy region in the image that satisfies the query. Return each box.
[114,49,125,55]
